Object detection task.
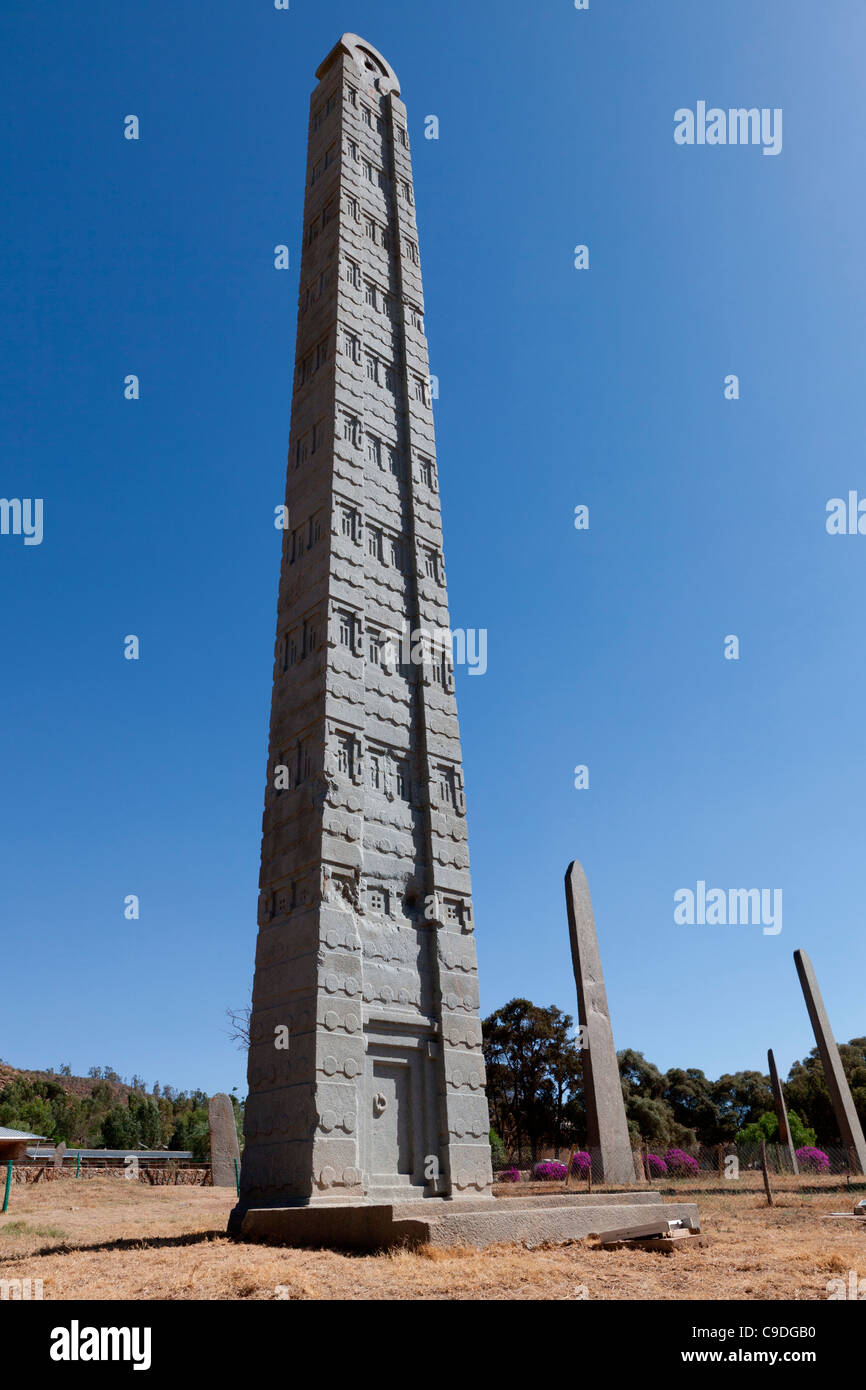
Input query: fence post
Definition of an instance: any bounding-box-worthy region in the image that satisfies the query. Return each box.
[2,1160,12,1213]
[564,1146,576,1192]
[75,1152,80,1178]
[760,1138,774,1207]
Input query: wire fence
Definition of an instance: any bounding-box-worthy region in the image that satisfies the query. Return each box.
[6,1158,213,1186]
[493,1143,866,1194]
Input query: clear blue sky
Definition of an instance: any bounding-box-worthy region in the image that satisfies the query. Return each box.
[2,1,864,1098]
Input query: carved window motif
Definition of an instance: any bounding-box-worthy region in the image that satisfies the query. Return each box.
[283,630,298,670]
[387,445,400,476]
[362,158,374,183]
[364,216,377,242]
[366,434,382,467]
[290,525,305,564]
[384,364,397,393]
[368,629,383,665]
[395,761,410,800]
[343,414,361,447]
[382,295,394,320]
[368,751,383,791]
[307,513,322,548]
[389,535,404,570]
[345,258,361,288]
[366,526,383,561]
[322,199,336,228]
[443,898,465,927]
[310,419,324,454]
[423,548,439,581]
[364,280,377,309]
[362,106,372,127]
[346,137,358,162]
[346,84,358,107]
[346,194,359,221]
[409,306,424,332]
[315,337,329,370]
[302,615,319,658]
[414,375,428,405]
[368,887,388,914]
[310,157,323,186]
[418,455,435,488]
[273,886,294,919]
[312,106,323,133]
[337,734,354,777]
[380,226,390,252]
[437,765,456,808]
[295,435,309,469]
[338,611,355,648]
[307,218,320,247]
[395,124,408,147]
[339,505,359,541]
[406,239,419,264]
[325,91,338,116]
[319,267,331,295]
[343,330,360,362]
[402,180,413,204]
[323,143,336,171]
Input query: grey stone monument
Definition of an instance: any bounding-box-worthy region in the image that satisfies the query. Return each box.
[52,1141,66,1174]
[794,949,866,1174]
[228,35,698,1248]
[209,1094,241,1188]
[767,1048,798,1175]
[565,860,637,1185]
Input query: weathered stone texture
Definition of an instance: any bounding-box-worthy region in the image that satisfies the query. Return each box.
[234,33,492,1222]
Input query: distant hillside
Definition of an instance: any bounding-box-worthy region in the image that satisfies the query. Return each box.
[0,1060,240,1158]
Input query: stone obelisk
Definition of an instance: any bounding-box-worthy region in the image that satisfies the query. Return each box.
[229,34,492,1236]
[209,1093,241,1188]
[793,949,866,1174]
[767,1049,798,1175]
[565,861,636,1185]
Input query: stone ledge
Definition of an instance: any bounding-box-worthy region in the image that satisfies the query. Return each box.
[230,1193,701,1250]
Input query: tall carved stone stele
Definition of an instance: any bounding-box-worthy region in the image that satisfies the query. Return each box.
[229,33,493,1233]
[229,35,700,1248]
[767,1048,798,1175]
[565,861,636,1185]
[793,949,866,1174]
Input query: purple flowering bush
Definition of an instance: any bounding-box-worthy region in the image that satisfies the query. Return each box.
[647,1153,668,1177]
[497,1167,522,1183]
[533,1160,568,1181]
[664,1147,699,1177]
[570,1151,592,1176]
[795,1146,830,1174]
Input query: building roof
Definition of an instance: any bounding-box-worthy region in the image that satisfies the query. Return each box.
[25,1148,194,1160]
[0,1126,47,1141]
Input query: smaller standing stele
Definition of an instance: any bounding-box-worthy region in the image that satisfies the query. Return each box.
[564,860,638,1185]
[208,1094,241,1189]
[767,1048,799,1175]
[793,948,866,1175]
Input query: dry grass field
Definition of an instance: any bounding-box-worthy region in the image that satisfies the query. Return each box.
[1,1178,864,1300]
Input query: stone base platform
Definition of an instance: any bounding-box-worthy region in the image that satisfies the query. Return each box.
[229,1191,701,1251]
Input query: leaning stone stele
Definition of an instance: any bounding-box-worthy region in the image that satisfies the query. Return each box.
[767,1048,798,1175]
[229,34,699,1249]
[565,860,637,1185]
[209,1093,241,1188]
[794,949,866,1174]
